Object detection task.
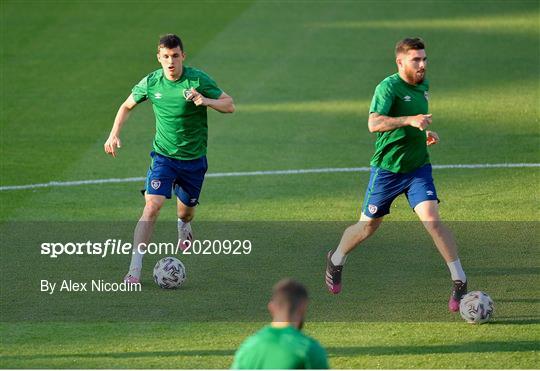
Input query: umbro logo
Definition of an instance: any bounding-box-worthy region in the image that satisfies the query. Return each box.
[403,95,412,102]
[154,93,162,99]
[426,190,434,196]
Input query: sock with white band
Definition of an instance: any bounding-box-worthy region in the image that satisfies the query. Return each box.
[447,259,466,282]
[331,248,347,266]
[178,219,191,235]
[128,247,144,277]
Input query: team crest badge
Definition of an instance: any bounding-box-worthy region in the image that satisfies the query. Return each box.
[182,89,192,100]
[368,204,378,214]
[150,179,161,190]
[424,91,429,101]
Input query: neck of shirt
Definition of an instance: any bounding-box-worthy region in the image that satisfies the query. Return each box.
[270,322,298,330]
[164,66,184,83]
[397,71,418,87]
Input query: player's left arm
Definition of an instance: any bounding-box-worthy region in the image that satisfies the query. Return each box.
[426,130,439,146]
[188,88,235,113]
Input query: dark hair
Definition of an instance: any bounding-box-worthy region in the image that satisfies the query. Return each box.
[271,279,308,316]
[158,34,183,52]
[395,37,425,56]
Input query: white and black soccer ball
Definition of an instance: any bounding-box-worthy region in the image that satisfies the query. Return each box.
[459,291,494,324]
[153,257,186,289]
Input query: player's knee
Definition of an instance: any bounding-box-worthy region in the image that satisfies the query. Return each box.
[423,220,443,235]
[143,201,163,220]
[177,212,193,222]
[415,201,440,222]
[177,204,195,222]
[352,218,380,241]
[363,219,381,235]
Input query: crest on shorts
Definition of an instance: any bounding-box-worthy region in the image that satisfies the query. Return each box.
[368,204,378,214]
[150,179,161,190]
[424,91,429,101]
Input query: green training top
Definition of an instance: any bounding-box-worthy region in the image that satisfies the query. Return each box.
[231,325,329,369]
[369,73,430,173]
[132,66,223,160]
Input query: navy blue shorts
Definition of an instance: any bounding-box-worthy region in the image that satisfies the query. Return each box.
[362,164,439,218]
[143,151,208,207]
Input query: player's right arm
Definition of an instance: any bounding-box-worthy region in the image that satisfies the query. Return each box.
[104,94,138,157]
[367,79,431,133]
[368,113,432,133]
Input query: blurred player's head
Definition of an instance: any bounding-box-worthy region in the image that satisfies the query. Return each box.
[268,279,309,330]
[157,34,185,81]
[395,37,427,85]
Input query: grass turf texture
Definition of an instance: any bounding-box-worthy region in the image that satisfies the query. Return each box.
[1,0,539,369]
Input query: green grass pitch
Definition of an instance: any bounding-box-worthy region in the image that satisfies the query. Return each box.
[1,0,539,369]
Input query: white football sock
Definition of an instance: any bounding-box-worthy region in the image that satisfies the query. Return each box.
[331,248,347,266]
[447,259,466,282]
[128,247,144,277]
[178,219,192,239]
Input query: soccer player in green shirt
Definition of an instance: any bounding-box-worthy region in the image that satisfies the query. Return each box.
[232,279,329,369]
[325,38,468,312]
[104,34,235,283]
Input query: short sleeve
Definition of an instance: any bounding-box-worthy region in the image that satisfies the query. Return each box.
[305,340,329,369]
[131,76,149,103]
[230,351,241,369]
[369,81,395,115]
[230,340,248,369]
[199,72,223,99]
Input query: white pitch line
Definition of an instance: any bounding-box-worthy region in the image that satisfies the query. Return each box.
[0,163,539,192]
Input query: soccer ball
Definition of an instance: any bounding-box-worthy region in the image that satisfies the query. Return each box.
[459,291,494,324]
[153,257,186,289]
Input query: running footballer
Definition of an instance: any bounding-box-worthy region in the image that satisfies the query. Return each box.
[325,38,468,312]
[104,34,235,283]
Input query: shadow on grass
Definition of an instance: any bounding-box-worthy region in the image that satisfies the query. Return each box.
[495,298,540,304]
[470,267,540,276]
[2,341,537,362]
[490,317,540,325]
[327,340,538,357]
[0,349,235,361]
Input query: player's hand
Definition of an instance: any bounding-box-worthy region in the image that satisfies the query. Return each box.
[407,114,432,131]
[187,88,208,106]
[426,130,439,146]
[104,135,122,157]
